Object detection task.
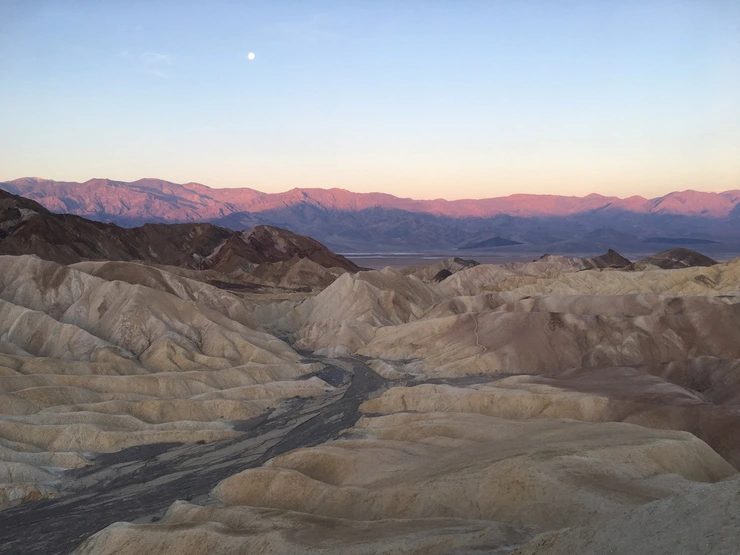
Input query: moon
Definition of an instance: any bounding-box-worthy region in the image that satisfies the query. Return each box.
[247,52,256,61]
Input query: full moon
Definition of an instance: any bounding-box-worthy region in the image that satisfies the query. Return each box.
[247,52,256,60]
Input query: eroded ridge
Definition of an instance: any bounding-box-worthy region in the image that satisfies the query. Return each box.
[1,242,739,554]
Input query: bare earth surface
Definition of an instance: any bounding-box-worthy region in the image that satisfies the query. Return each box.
[1,242,740,554]
[0,356,383,555]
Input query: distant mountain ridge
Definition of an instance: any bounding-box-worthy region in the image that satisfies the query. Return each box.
[0,188,358,274]
[2,177,740,254]
[4,177,740,220]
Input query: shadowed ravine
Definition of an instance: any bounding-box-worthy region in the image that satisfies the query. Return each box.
[0,355,388,555]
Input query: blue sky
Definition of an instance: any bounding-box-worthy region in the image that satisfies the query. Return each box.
[1,0,738,199]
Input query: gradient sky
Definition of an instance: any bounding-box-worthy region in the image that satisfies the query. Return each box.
[1,0,738,200]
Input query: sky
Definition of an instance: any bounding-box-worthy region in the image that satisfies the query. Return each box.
[0,0,738,200]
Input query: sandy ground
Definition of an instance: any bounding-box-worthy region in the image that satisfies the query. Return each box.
[0,355,386,555]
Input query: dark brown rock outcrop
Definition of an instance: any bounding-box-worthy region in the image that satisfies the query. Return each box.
[581,249,632,269]
[0,189,357,272]
[633,248,718,270]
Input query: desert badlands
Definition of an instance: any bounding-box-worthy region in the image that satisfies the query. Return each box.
[1,189,740,554]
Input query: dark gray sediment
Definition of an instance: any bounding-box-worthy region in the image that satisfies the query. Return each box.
[0,355,387,555]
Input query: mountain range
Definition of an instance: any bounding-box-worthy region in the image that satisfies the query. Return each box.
[0,188,358,292]
[2,179,740,554]
[2,177,739,255]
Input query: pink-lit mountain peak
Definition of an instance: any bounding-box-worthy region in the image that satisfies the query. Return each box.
[649,189,737,216]
[2,177,739,221]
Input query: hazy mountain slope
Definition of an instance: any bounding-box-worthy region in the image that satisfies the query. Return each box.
[1,178,245,224]
[3,179,740,253]
[2,211,740,553]
[5,178,740,219]
[0,189,358,273]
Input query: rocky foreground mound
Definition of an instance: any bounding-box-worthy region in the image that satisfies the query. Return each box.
[0,255,331,508]
[1,237,739,554]
[55,252,740,554]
